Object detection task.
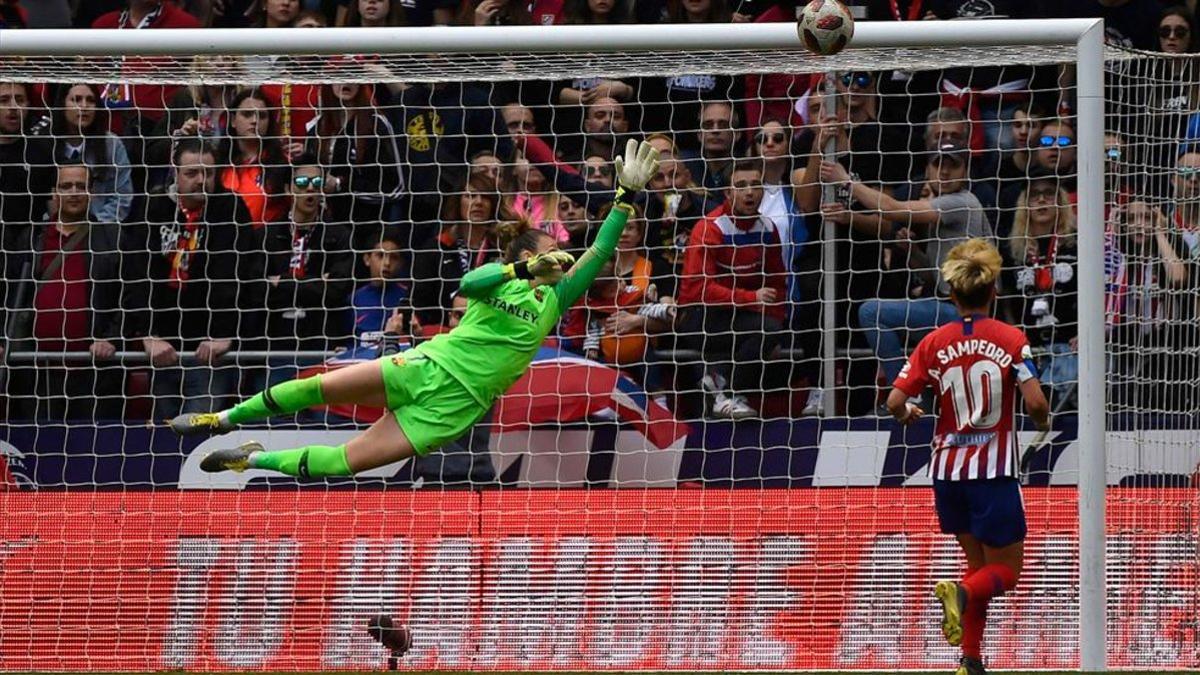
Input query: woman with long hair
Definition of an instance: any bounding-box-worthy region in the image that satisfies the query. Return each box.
[1005,176,1079,408]
[409,173,505,325]
[342,0,406,26]
[172,141,659,481]
[46,83,133,223]
[220,87,290,228]
[308,82,404,224]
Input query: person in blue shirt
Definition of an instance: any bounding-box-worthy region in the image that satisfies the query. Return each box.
[350,226,410,348]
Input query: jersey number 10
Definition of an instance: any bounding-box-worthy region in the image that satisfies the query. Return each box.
[940,361,1003,429]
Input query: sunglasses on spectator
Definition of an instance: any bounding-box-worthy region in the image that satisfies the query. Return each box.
[756,131,786,145]
[1039,135,1073,148]
[585,165,613,177]
[1106,147,1122,160]
[841,73,873,88]
[1160,25,1190,38]
[1176,166,1200,178]
[293,175,325,189]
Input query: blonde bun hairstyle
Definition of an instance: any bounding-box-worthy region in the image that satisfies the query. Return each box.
[941,238,1002,309]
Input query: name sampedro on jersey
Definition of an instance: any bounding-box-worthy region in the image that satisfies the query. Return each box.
[894,316,1039,482]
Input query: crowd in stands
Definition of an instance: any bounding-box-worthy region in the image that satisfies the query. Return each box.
[1,0,1199,424]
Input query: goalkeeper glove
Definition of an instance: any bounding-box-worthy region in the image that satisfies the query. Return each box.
[507,249,576,284]
[613,138,660,205]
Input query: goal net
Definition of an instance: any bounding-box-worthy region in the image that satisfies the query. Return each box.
[0,19,1188,672]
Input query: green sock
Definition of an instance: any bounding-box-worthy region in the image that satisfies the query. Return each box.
[252,444,352,478]
[227,375,325,425]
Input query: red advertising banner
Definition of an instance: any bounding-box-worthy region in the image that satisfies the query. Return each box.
[0,488,1196,671]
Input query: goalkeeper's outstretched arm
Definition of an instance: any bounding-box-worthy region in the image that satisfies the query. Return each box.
[555,139,659,308]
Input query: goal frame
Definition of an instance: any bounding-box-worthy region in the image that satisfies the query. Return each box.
[0,18,1107,671]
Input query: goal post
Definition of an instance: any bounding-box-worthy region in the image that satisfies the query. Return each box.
[0,17,1121,671]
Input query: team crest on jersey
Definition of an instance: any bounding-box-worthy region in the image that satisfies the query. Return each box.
[390,356,406,367]
[534,287,546,302]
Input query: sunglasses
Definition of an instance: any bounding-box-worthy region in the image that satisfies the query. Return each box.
[1027,186,1058,200]
[585,165,613,177]
[755,131,786,145]
[293,175,325,189]
[1106,147,1122,160]
[841,73,873,88]
[1039,135,1073,148]
[1176,166,1200,178]
[1160,25,1190,39]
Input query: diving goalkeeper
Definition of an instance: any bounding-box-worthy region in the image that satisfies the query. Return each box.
[173,139,659,477]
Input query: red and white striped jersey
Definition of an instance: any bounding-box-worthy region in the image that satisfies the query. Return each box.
[894,315,1038,481]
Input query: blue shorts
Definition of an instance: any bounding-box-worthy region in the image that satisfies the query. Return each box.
[933,478,1027,548]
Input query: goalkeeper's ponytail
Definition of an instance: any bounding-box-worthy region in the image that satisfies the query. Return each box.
[496,216,552,263]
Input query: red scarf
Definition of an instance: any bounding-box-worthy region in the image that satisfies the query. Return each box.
[1027,234,1059,292]
[166,205,202,289]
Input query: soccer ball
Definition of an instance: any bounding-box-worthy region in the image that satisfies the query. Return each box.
[797,0,854,56]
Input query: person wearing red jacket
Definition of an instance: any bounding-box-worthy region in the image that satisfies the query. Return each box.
[678,159,788,419]
[91,1,201,128]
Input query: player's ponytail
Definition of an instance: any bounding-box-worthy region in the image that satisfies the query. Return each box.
[941,238,1002,310]
[496,215,552,263]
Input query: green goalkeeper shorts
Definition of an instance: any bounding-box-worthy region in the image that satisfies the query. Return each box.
[378,352,490,456]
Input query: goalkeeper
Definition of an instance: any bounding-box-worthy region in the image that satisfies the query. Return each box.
[174,139,659,477]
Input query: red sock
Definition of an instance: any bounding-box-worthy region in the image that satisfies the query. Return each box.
[961,563,1018,605]
[960,565,985,659]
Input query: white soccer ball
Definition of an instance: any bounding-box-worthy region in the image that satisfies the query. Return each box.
[797,0,854,56]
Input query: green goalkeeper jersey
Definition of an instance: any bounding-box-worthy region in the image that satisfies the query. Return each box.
[412,204,630,406]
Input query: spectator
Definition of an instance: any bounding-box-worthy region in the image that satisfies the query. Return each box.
[90,0,202,133]
[641,75,742,152]
[564,208,675,376]
[561,0,630,24]
[666,0,730,22]
[220,87,290,228]
[1168,152,1200,258]
[908,107,998,224]
[459,0,533,25]
[821,140,994,399]
[410,173,501,324]
[4,164,124,420]
[557,192,591,247]
[679,159,788,419]
[261,154,353,368]
[339,0,455,25]
[501,102,537,137]
[308,82,405,224]
[752,118,811,281]
[1106,200,1198,413]
[997,105,1040,183]
[517,132,615,218]
[682,100,738,193]
[1158,6,1197,53]
[387,80,512,227]
[576,96,629,162]
[642,132,722,299]
[582,154,614,190]
[0,82,53,233]
[924,107,969,153]
[469,149,504,185]
[342,0,404,25]
[255,0,299,26]
[121,138,260,419]
[350,226,410,347]
[1105,131,1132,212]
[146,55,247,185]
[551,84,633,155]
[1005,173,1079,408]
[1005,118,1076,211]
[506,152,571,243]
[35,83,133,224]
